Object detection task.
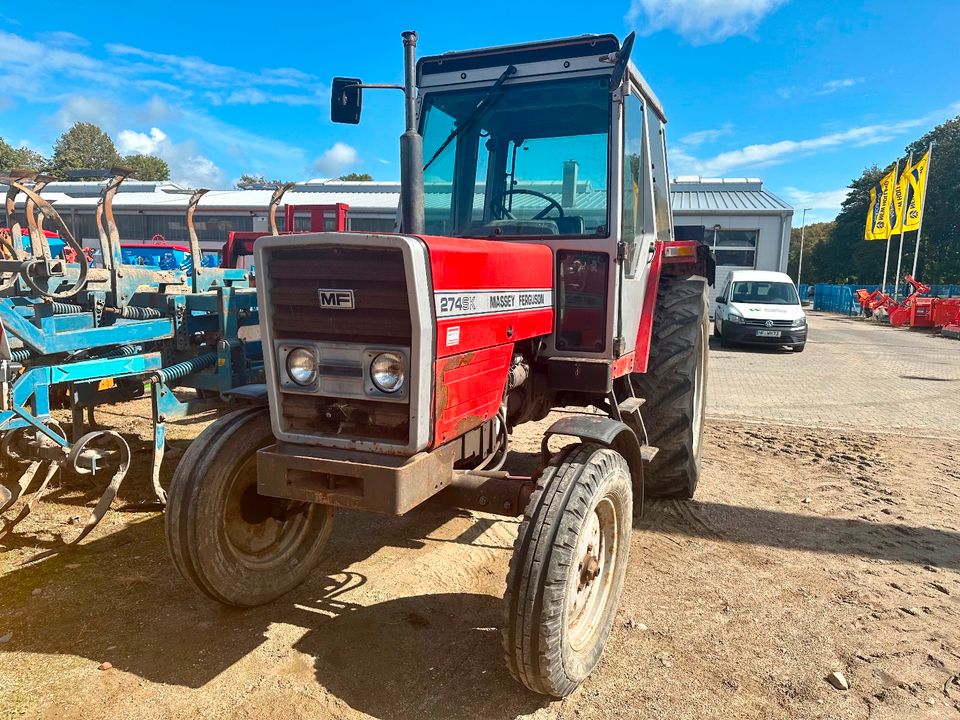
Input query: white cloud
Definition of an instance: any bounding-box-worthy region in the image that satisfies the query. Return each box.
[670,101,960,176]
[117,127,167,155]
[818,77,864,95]
[677,124,734,147]
[313,142,359,176]
[626,0,788,44]
[53,95,120,130]
[781,186,850,216]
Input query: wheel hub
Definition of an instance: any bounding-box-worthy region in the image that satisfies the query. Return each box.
[578,544,601,591]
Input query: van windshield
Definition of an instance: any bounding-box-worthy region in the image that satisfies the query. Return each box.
[419,76,611,238]
[731,281,800,305]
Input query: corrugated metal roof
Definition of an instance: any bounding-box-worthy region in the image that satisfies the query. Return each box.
[670,178,791,213]
[5,179,791,216]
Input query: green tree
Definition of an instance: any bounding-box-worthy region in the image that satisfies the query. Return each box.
[338,172,373,181]
[901,116,960,283]
[787,221,834,282]
[0,136,47,171]
[50,122,121,177]
[235,174,287,189]
[124,153,170,181]
[808,165,886,283]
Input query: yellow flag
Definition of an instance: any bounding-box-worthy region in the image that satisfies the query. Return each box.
[865,166,896,240]
[864,186,880,240]
[889,160,910,235]
[901,150,929,232]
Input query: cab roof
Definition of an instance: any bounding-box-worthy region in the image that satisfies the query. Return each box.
[417,33,666,123]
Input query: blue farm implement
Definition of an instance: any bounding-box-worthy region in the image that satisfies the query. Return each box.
[0,169,343,548]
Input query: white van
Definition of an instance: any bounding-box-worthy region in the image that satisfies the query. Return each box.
[713,270,807,352]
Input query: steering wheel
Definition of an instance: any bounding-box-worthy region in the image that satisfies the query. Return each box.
[489,188,564,221]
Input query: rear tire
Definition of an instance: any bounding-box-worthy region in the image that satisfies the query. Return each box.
[165,407,334,607]
[503,443,632,697]
[633,275,709,499]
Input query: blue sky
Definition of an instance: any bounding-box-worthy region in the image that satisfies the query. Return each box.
[0,0,956,225]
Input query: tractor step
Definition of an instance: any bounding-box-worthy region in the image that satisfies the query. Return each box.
[640,445,659,462]
[618,397,646,417]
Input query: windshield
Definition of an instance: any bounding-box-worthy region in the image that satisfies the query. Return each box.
[731,280,800,305]
[420,76,610,238]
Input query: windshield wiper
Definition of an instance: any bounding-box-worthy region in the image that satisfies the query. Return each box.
[422,64,517,172]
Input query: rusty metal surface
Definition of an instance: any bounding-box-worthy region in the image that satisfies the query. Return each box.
[430,471,534,517]
[268,183,296,236]
[256,441,458,515]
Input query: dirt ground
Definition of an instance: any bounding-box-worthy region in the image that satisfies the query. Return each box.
[1,397,960,719]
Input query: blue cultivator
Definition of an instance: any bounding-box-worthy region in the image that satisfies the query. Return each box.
[0,168,266,547]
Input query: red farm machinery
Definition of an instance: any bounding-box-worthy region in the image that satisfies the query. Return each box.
[165,31,715,697]
[856,275,960,337]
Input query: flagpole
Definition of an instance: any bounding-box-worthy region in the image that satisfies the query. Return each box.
[880,158,900,294]
[910,141,935,280]
[893,152,913,301]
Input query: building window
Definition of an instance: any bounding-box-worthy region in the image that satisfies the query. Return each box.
[709,229,757,267]
[349,217,396,232]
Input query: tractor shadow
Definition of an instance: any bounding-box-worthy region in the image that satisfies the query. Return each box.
[0,503,548,719]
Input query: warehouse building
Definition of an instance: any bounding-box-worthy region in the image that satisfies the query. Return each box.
[2,177,792,299]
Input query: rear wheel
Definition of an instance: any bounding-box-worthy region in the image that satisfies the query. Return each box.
[633,275,709,499]
[503,443,632,697]
[165,407,334,607]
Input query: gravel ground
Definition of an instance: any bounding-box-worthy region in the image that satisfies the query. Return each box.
[1,317,959,719]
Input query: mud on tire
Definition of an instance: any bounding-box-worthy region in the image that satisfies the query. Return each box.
[502,443,632,697]
[633,275,709,499]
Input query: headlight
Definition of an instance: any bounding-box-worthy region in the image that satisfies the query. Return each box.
[286,347,318,386]
[793,316,807,327]
[727,312,745,324]
[370,351,405,393]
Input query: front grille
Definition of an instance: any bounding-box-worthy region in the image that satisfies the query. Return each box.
[265,244,412,445]
[744,318,794,327]
[267,246,411,344]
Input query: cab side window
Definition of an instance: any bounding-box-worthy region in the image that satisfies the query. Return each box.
[621,92,653,278]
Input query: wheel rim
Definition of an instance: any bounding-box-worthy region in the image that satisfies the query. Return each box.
[566,496,619,652]
[692,319,707,458]
[220,455,315,569]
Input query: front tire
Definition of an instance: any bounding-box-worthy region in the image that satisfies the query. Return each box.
[793,342,806,353]
[633,275,709,498]
[503,443,632,697]
[165,407,334,607]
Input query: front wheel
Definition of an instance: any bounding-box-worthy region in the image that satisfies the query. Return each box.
[793,342,806,353]
[503,443,632,697]
[165,407,334,607]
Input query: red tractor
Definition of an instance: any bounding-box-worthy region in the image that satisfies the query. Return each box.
[166,31,713,697]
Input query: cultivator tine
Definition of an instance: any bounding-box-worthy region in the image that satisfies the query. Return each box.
[0,461,59,541]
[268,182,296,236]
[150,388,167,505]
[59,430,132,546]
[0,460,43,515]
[102,169,132,289]
[94,195,112,272]
[186,188,209,291]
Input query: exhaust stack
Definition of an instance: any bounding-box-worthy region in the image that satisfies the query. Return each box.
[400,31,425,235]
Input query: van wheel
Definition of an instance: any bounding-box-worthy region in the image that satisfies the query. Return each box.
[503,443,632,697]
[633,275,709,499]
[793,343,806,353]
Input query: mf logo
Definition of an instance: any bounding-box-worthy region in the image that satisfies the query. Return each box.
[318,289,355,309]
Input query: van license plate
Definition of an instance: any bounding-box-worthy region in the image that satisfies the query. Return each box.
[756,329,781,337]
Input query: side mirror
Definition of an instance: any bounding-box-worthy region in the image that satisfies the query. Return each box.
[716,297,726,304]
[331,77,363,124]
